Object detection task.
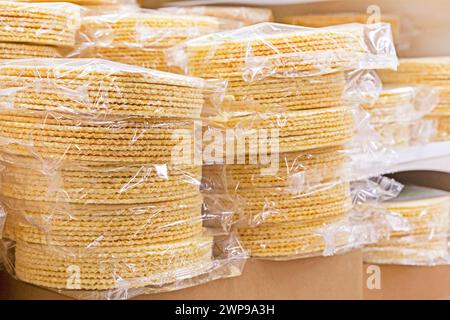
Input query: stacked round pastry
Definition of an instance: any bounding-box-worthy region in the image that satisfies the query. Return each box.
[179,22,397,258]
[0,59,218,290]
[159,6,274,25]
[77,10,234,72]
[379,57,450,140]
[363,185,450,265]
[362,85,439,147]
[0,1,81,59]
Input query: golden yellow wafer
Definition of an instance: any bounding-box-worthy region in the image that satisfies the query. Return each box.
[202,146,347,191]
[0,42,62,59]
[0,1,81,46]
[14,235,213,290]
[80,11,225,48]
[3,195,203,248]
[237,215,348,258]
[363,185,450,264]
[0,59,218,119]
[235,182,352,225]
[179,23,396,80]
[0,157,201,204]
[212,106,354,154]
[0,109,197,164]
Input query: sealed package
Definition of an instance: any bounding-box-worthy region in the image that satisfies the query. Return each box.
[379,57,450,141]
[362,85,439,147]
[363,185,450,265]
[75,9,242,72]
[0,58,246,299]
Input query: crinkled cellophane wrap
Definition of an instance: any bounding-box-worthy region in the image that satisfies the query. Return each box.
[363,185,450,265]
[74,9,242,72]
[379,57,450,141]
[0,1,81,61]
[0,58,247,299]
[362,85,439,148]
[167,22,399,260]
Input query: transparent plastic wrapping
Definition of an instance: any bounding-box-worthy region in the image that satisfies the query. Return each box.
[168,22,398,81]
[0,57,245,299]
[280,12,418,52]
[0,1,81,47]
[0,58,226,121]
[1,232,247,299]
[363,185,450,265]
[74,9,242,71]
[159,6,274,25]
[232,176,404,260]
[363,85,439,124]
[14,0,125,4]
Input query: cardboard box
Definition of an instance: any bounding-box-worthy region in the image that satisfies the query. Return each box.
[363,263,450,300]
[0,250,362,300]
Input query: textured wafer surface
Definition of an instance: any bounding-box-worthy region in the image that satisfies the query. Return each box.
[0,109,197,164]
[236,182,352,225]
[15,235,213,290]
[0,157,201,204]
[0,59,215,119]
[237,215,348,258]
[80,11,224,48]
[363,185,450,264]
[3,195,204,248]
[203,146,347,191]
[214,106,354,154]
[0,42,62,59]
[0,1,81,46]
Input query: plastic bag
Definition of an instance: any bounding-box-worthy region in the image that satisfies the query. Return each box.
[159,6,274,25]
[0,57,246,299]
[168,22,398,81]
[363,185,450,265]
[379,57,450,141]
[74,9,243,71]
[232,176,404,260]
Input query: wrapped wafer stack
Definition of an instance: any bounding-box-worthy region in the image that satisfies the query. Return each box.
[170,22,398,259]
[379,57,450,141]
[364,185,450,265]
[0,59,245,298]
[0,1,81,59]
[76,9,241,72]
[362,85,439,148]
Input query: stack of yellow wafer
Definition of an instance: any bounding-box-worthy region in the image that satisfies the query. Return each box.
[363,85,439,147]
[159,6,274,25]
[0,1,81,59]
[379,57,450,140]
[0,58,228,293]
[77,10,236,72]
[363,185,450,265]
[174,22,397,259]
